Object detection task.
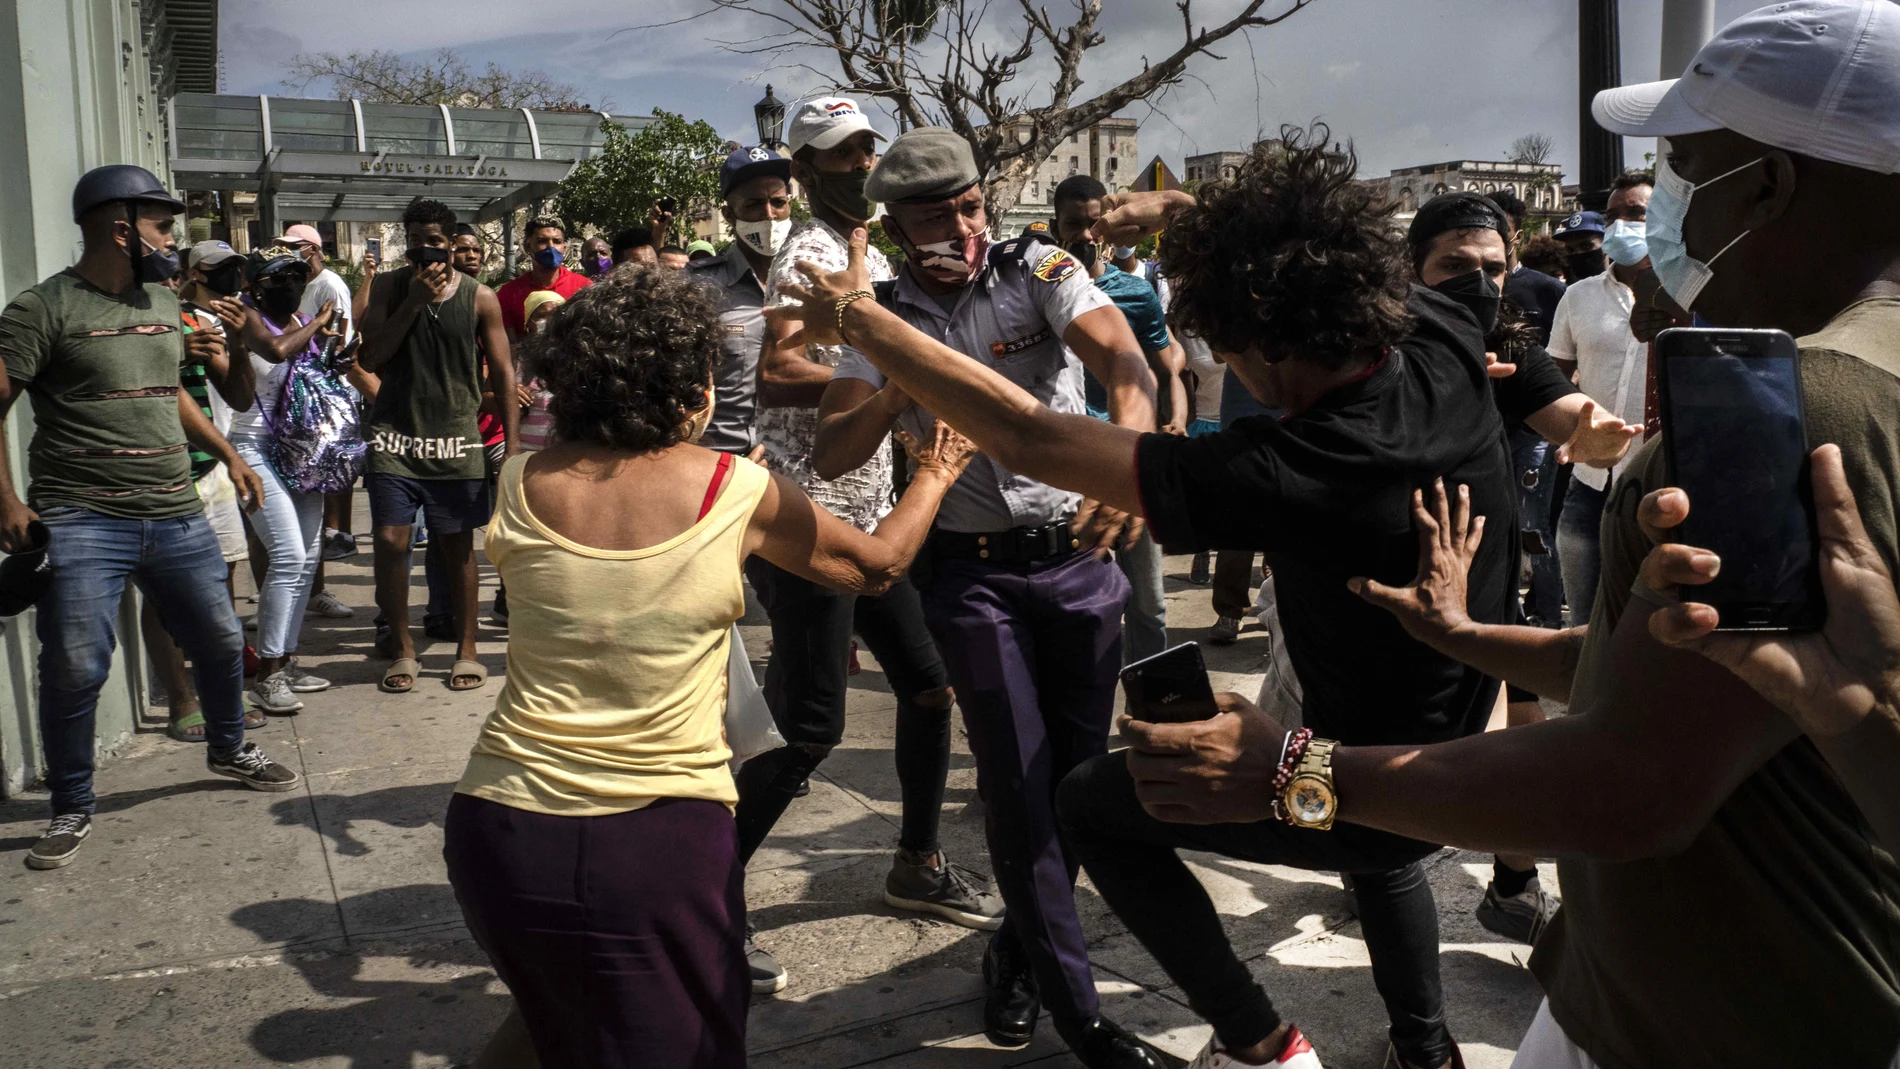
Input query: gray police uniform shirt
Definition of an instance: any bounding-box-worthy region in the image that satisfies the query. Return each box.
[833,236,1111,534]
[685,242,765,453]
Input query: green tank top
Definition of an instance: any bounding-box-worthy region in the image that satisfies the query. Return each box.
[365,267,486,480]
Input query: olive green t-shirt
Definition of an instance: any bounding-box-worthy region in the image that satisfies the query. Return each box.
[0,270,201,519]
[1532,297,1900,1069]
[363,266,486,481]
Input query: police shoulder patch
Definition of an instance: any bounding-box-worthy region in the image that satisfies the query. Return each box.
[1031,247,1079,283]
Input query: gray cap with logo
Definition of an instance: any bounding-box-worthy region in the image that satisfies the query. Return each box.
[864,127,981,205]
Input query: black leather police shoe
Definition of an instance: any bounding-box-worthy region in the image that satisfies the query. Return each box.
[1070,1016,1167,1069]
[981,937,1038,1047]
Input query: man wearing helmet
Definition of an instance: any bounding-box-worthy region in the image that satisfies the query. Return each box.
[0,165,304,872]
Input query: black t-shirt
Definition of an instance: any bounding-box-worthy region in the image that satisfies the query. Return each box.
[1494,340,1578,432]
[1504,266,1566,347]
[1136,287,1517,746]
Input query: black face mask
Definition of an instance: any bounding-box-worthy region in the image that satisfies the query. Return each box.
[1066,238,1098,270]
[258,284,304,320]
[202,262,246,297]
[1566,249,1606,281]
[1430,269,1502,334]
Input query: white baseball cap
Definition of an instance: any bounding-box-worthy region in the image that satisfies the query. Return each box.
[1593,0,1900,174]
[786,96,887,156]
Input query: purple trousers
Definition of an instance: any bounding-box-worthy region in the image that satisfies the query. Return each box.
[921,549,1129,1033]
[443,793,747,1068]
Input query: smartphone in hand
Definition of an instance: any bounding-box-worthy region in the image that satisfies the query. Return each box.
[1120,642,1218,723]
[1656,327,1823,631]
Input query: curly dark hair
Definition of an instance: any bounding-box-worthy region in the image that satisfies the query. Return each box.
[1519,234,1568,279]
[402,197,457,231]
[523,264,720,453]
[1158,124,1412,369]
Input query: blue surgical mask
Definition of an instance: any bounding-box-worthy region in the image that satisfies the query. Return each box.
[532,246,564,271]
[1648,155,1761,311]
[1602,220,1648,267]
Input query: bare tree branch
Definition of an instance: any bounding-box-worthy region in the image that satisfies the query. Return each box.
[694,0,1322,216]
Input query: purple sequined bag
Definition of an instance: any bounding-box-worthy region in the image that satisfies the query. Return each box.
[262,338,367,494]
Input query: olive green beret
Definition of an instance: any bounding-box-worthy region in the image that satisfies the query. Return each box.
[864,127,980,205]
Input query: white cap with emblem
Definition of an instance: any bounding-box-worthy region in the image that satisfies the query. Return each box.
[1592,0,1900,174]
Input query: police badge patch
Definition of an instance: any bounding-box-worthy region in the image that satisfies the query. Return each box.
[1031,247,1080,283]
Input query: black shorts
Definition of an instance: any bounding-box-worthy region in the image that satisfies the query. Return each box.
[365,472,491,534]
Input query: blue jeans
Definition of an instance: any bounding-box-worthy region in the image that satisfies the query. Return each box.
[1116,530,1167,664]
[1557,480,1608,627]
[1509,427,1564,627]
[35,507,247,813]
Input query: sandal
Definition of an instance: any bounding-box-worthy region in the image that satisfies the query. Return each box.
[447,659,488,692]
[380,657,421,694]
[167,707,267,742]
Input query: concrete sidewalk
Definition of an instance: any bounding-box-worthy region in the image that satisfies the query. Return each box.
[0,542,1550,1068]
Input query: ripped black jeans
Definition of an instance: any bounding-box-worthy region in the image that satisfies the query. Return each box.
[735,560,953,863]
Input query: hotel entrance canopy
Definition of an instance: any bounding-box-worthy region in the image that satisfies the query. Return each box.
[165,93,649,228]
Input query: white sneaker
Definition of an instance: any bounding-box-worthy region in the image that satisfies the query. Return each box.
[282,658,331,693]
[1188,1026,1323,1069]
[307,589,354,618]
[250,671,305,714]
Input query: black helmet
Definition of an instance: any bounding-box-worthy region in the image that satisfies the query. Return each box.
[0,521,54,618]
[71,164,185,223]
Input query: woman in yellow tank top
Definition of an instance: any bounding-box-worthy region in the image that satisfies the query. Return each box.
[443,266,973,1069]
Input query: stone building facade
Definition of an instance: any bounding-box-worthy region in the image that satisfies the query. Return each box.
[999,116,1139,237]
[1381,160,1575,231]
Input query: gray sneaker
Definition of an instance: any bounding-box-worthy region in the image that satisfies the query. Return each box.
[282,658,331,693]
[1209,615,1243,645]
[250,670,305,714]
[26,813,92,870]
[744,923,787,994]
[207,742,301,792]
[1475,876,1558,945]
[884,849,1005,930]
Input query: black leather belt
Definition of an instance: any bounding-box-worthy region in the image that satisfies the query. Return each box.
[929,521,1081,564]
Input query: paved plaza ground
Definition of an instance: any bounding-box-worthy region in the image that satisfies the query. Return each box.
[0,524,1554,1068]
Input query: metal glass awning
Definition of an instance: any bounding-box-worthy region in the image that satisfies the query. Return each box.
[165,93,650,224]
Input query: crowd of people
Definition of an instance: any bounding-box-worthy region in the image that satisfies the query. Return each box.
[0,2,1897,1068]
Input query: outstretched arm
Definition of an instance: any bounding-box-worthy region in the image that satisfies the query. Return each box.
[1351,480,1587,701]
[769,228,1146,516]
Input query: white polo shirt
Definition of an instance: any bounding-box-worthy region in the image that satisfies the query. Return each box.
[1547,271,1646,491]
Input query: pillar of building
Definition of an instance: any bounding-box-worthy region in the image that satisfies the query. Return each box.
[1577,0,1625,211]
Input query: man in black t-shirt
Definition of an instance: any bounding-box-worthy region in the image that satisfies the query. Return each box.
[762,128,1507,1069]
[1404,192,1638,950]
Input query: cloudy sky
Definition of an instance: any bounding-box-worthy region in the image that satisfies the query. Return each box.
[220,0,1769,181]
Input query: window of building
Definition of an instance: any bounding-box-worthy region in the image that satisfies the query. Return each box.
[1069,156,1079,174]
[1108,157,1118,171]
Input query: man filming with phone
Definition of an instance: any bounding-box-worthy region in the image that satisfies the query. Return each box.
[1109,5,1900,1067]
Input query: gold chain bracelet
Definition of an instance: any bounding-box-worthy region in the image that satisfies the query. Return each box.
[833,288,874,339]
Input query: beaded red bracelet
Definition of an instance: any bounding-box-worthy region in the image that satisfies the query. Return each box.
[1272,728,1314,796]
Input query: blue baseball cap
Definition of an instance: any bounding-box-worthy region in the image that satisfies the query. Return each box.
[720,145,792,198]
[1555,210,1606,238]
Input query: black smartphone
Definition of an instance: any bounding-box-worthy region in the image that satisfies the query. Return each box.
[410,245,450,265]
[657,196,678,214]
[365,237,381,263]
[1656,327,1823,631]
[1120,642,1218,723]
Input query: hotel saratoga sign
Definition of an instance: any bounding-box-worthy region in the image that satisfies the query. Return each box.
[359,157,511,178]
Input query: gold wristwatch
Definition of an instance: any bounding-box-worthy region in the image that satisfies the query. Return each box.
[1281,738,1339,830]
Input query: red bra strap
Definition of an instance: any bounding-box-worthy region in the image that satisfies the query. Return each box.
[698,452,735,521]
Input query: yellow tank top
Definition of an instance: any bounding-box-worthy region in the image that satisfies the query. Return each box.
[455,452,769,815]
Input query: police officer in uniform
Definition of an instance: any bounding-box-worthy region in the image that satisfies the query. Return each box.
[809,128,1166,1069]
[684,144,792,458]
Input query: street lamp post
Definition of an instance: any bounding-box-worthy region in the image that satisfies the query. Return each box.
[1578,0,1625,211]
[754,85,786,152]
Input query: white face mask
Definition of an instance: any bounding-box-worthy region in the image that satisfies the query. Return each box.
[734,217,791,258]
[1648,154,1761,311]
